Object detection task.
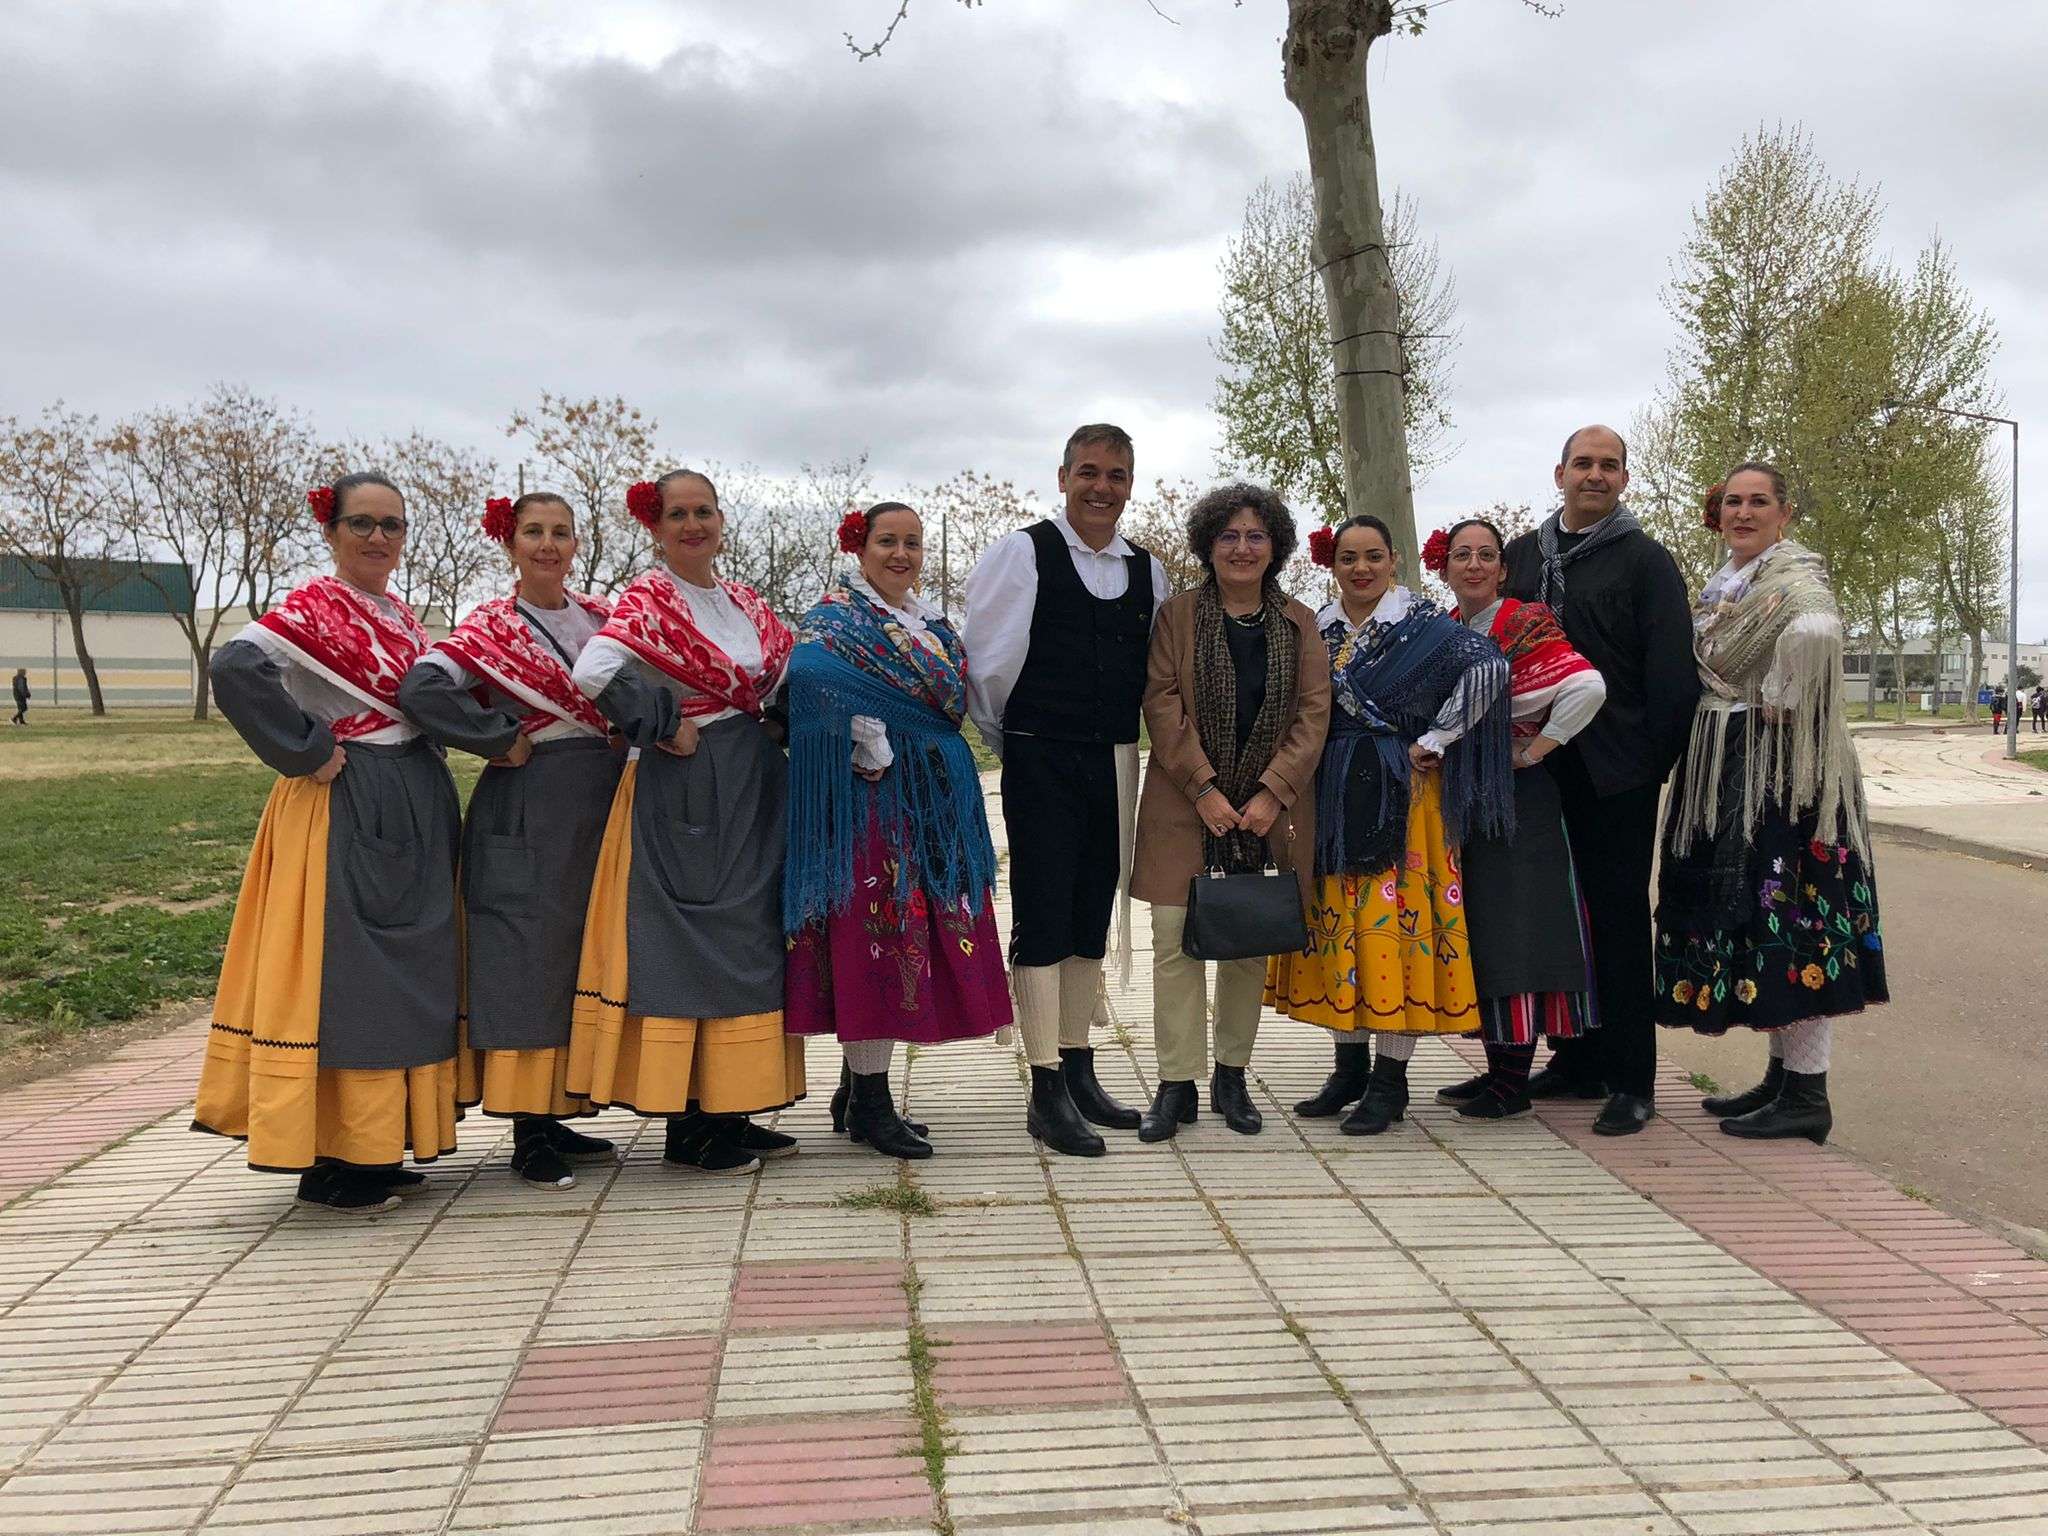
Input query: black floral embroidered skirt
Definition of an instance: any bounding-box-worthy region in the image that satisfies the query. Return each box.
[1653,725,1887,1034]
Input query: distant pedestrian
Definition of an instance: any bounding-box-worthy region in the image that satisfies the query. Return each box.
[2032,687,2047,734]
[9,668,27,725]
[1992,689,2006,733]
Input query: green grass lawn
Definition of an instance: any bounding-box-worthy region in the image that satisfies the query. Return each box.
[0,715,482,1055]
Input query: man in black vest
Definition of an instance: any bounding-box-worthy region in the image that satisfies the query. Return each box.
[964,423,1168,1157]
[1503,424,1700,1136]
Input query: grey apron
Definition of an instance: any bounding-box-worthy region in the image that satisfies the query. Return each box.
[625,714,787,1019]
[319,739,462,1068]
[462,736,621,1051]
[1460,764,1590,1000]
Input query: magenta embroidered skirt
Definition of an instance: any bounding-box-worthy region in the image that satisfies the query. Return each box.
[785,829,1013,1045]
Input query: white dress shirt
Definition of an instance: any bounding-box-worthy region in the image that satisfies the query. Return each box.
[1316,585,1503,757]
[960,516,1171,758]
[572,566,776,727]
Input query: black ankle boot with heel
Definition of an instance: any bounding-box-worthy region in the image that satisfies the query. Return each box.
[1340,1055,1409,1136]
[1702,1057,1784,1119]
[1296,1038,1371,1117]
[1210,1064,1263,1135]
[1720,1069,1832,1144]
[1060,1047,1140,1130]
[1028,1065,1106,1157]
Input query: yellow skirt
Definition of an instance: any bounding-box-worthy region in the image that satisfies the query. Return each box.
[565,761,806,1116]
[1265,772,1478,1035]
[194,777,460,1172]
[458,1045,591,1119]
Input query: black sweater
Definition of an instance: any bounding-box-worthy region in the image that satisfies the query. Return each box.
[1503,521,1700,798]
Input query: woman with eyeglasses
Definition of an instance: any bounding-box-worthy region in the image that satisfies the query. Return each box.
[194,472,463,1213]
[397,492,624,1190]
[1428,518,1607,1120]
[1128,484,1328,1142]
[565,470,806,1176]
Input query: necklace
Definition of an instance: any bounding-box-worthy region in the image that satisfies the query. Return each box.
[1225,608,1263,628]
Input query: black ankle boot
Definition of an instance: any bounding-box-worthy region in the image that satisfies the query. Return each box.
[1295,1038,1371,1116]
[1721,1069,1832,1144]
[1060,1047,1140,1130]
[663,1111,761,1174]
[1028,1065,1106,1157]
[1340,1055,1409,1136]
[1210,1064,1263,1135]
[834,1058,927,1140]
[847,1070,933,1160]
[1702,1056,1785,1118]
[1138,1080,1197,1142]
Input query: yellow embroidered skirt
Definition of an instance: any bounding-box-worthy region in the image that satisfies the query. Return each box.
[194,776,460,1172]
[566,760,806,1116]
[1265,772,1478,1035]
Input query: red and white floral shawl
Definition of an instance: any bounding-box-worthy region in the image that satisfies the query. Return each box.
[1490,598,1597,739]
[597,570,793,720]
[252,576,428,740]
[436,589,613,737]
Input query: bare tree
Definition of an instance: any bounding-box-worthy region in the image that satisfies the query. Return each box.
[334,432,504,622]
[183,386,322,625]
[0,405,124,714]
[506,394,661,596]
[916,469,1043,617]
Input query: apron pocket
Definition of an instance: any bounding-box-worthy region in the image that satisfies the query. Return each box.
[645,821,719,906]
[466,833,535,915]
[346,828,425,930]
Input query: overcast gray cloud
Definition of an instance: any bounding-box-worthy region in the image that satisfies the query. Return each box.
[4,0,2044,627]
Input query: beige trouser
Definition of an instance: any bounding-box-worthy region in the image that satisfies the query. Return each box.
[1014,957,1111,1067]
[1149,903,1262,1084]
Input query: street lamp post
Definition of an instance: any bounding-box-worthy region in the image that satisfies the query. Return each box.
[1882,400,2022,760]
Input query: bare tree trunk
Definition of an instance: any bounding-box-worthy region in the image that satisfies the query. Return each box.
[1284,0,1417,566]
[60,589,107,715]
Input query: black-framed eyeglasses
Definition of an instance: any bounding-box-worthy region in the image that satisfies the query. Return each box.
[340,515,407,539]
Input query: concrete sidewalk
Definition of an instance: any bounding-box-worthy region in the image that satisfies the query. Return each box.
[1855,726,2048,869]
[4,937,2047,1535]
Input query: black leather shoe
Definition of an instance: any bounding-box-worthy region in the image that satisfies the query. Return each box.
[1060,1047,1140,1130]
[1138,1080,1198,1143]
[1340,1056,1409,1136]
[833,1059,927,1139]
[1591,1091,1656,1136]
[1455,1083,1532,1120]
[1296,1038,1371,1116]
[847,1070,933,1160]
[1721,1069,1831,1144]
[1028,1065,1106,1157]
[543,1120,619,1162]
[1528,1061,1607,1100]
[1702,1057,1784,1118]
[1210,1064,1263,1135]
[1435,1072,1491,1106]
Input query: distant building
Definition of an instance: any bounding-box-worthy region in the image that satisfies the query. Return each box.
[1843,633,2048,706]
[0,554,196,707]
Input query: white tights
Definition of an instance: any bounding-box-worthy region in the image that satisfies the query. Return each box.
[1372,1032,1418,1063]
[1767,1019,1832,1074]
[842,1039,895,1075]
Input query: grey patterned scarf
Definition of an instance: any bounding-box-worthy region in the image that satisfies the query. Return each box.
[1535,504,1642,611]
[1192,581,1299,873]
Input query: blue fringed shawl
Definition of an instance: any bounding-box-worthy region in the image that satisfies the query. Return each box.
[782,583,997,934]
[1313,595,1514,877]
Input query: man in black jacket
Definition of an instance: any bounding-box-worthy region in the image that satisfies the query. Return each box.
[9,668,28,726]
[1504,425,1700,1135]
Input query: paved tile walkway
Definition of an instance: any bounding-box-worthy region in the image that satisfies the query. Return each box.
[5,801,2048,1533]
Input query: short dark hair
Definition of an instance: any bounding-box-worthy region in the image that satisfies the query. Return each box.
[1185,481,1297,590]
[1333,514,1395,556]
[331,470,403,518]
[1559,425,1629,469]
[1062,423,1134,471]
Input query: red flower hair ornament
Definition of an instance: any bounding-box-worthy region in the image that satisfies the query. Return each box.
[836,509,868,554]
[1702,482,1725,532]
[481,496,516,543]
[1421,527,1450,575]
[626,480,663,530]
[1307,526,1336,568]
[307,486,337,525]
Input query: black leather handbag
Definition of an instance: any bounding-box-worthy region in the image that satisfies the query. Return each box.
[1182,862,1309,962]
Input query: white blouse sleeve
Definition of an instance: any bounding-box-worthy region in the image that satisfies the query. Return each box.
[960,531,1038,757]
[1762,611,1842,712]
[1416,657,1507,756]
[1539,669,1608,744]
[571,635,636,699]
[851,714,894,771]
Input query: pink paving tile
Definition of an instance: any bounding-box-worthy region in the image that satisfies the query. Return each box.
[697,1414,932,1531]
[728,1260,909,1332]
[928,1321,1129,1410]
[492,1335,718,1434]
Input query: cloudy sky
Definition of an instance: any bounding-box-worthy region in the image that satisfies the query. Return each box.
[5,0,2044,629]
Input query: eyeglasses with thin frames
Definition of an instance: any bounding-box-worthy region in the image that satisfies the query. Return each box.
[1214,530,1271,549]
[339,515,407,539]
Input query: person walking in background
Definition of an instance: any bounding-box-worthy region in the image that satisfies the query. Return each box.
[1503,425,1700,1136]
[2032,685,2047,734]
[567,469,806,1176]
[963,423,1168,1158]
[9,667,27,725]
[1130,483,1328,1143]
[1269,515,1511,1135]
[398,492,623,1190]
[1656,463,1887,1144]
[194,472,461,1212]
[1991,688,2006,734]
[1431,517,1608,1121]
[783,501,1012,1160]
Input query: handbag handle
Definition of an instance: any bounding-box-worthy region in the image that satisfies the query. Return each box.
[1204,862,1282,878]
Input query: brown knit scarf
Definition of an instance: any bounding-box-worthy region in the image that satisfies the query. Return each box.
[1192,581,1299,872]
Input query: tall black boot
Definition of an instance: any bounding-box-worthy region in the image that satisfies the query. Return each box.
[1340,1055,1409,1136]
[1702,1056,1784,1118]
[847,1070,933,1160]
[1060,1047,1140,1130]
[1721,1069,1832,1144]
[1210,1064,1263,1135]
[1138,1080,1197,1143]
[1295,1038,1371,1116]
[1028,1065,1106,1157]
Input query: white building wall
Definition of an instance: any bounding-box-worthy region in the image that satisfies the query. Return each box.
[0,608,196,707]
